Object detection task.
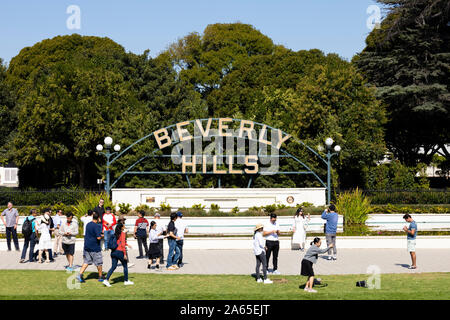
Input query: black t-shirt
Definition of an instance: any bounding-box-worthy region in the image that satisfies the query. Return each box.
[167,221,178,238]
[93,206,105,221]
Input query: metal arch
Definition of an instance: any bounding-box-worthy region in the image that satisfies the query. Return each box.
[107,119,330,189]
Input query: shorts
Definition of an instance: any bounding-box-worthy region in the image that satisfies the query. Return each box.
[83,250,103,266]
[301,259,314,277]
[62,243,75,256]
[407,240,416,252]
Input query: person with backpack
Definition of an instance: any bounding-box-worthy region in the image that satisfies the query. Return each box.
[103,222,134,287]
[20,209,38,263]
[301,237,333,293]
[60,212,79,272]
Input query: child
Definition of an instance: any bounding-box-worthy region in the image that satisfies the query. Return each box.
[103,222,134,287]
[37,213,53,263]
[147,221,167,270]
[301,237,333,293]
[253,224,272,284]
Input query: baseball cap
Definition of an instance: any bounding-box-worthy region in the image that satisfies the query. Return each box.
[176,211,183,217]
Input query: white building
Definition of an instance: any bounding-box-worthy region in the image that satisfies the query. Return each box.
[0,167,19,187]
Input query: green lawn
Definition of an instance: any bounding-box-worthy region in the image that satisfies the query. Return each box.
[1,270,450,300]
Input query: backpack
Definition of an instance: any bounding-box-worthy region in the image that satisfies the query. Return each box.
[108,233,118,251]
[22,218,34,237]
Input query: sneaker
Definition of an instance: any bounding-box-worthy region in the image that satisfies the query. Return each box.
[272,270,281,275]
[167,265,176,270]
[19,259,25,263]
[263,279,273,284]
[173,265,179,270]
[147,264,152,269]
[124,281,134,286]
[332,257,337,261]
[156,264,160,269]
[136,256,144,259]
[257,278,263,283]
[66,266,73,272]
[76,275,85,283]
[103,280,111,287]
[128,263,135,268]
[308,288,318,293]
[327,256,332,261]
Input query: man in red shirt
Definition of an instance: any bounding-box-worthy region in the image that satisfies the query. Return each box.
[134,210,149,259]
[102,207,117,251]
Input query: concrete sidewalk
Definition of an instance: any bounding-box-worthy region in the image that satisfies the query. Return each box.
[1,248,449,275]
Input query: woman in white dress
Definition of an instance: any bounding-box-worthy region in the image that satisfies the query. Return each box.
[37,213,53,263]
[292,207,310,251]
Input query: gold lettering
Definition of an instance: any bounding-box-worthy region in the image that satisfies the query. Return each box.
[228,155,242,174]
[244,155,259,174]
[182,155,196,174]
[176,121,193,142]
[276,130,291,149]
[238,120,255,139]
[258,125,271,145]
[195,118,212,138]
[154,128,172,149]
[218,118,233,137]
[213,156,226,174]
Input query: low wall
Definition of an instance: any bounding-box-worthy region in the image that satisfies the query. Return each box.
[111,188,326,212]
[4,214,450,235]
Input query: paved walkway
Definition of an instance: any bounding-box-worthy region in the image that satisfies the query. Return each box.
[1,248,449,275]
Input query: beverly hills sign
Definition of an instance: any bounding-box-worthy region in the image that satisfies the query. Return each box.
[152,118,292,175]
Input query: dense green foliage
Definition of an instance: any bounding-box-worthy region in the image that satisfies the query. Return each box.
[336,188,371,225]
[354,0,450,167]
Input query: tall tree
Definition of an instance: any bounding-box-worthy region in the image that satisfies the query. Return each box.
[0,58,16,165]
[353,0,450,166]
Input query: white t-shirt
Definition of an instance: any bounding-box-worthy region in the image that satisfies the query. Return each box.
[253,231,265,255]
[175,219,188,239]
[80,216,93,236]
[264,220,280,241]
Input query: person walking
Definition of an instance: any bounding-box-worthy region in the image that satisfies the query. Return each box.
[1,202,20,251]
[37,212,53,263]
[103,222,134,287]
[174,211,188,267]
[253,224,272,284]
[263,213,281,275]
[166,212,181,270]
[321,204,338,260]
[403,214,418,269]
[77,213,104,283]
[81,210,93,236]
[60,212,79,272]
[154,213,166,264]
[52,209,64,257]
[147,221,167,270]
[301,237,334,293]
[292,207,310,251]
[102,207,117,251]
[134,210,149,259]
[20,209,38,263]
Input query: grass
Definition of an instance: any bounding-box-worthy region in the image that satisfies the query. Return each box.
[1,270,450,300]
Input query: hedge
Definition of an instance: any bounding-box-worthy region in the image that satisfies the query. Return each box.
[363,190,450,205]
[0,189,97,206]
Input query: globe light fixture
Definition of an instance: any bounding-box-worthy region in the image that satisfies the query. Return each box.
[114,144,121,152]
[334,145,341,153]
[96,144,103,152]
[104,136,113,146]
[325,137,334,148]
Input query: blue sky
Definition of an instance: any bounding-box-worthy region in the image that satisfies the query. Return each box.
[0,0,382,64]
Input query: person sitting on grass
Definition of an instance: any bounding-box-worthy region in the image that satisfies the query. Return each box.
[301,237,333,293]
[103,222,134,287]
[77,212,104,283]
[148,221,167,270]
[253,224,272,284]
